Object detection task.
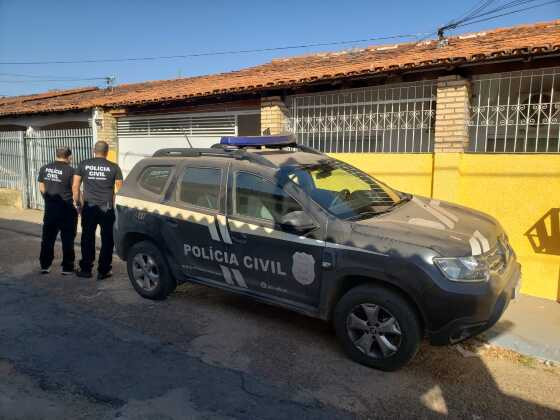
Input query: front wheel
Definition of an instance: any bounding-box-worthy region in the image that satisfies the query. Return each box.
[127,241,176,300]
[334,284,421,371]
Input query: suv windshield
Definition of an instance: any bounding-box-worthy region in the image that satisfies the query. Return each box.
[281,159,408,220]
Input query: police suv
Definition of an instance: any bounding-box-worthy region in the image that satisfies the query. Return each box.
[114,135,521,371]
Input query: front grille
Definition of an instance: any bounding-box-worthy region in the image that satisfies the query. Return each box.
[486,236,510,274]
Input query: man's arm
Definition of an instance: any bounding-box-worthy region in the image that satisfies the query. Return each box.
[72,175,82,206]
[38,182,45,196]
[114,165,123,194]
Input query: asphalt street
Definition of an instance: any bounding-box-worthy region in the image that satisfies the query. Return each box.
[0,217,559,419]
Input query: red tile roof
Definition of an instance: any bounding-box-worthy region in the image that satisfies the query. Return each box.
[1,20,559,117]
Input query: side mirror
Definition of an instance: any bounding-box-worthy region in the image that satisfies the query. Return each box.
[279,211,317,234]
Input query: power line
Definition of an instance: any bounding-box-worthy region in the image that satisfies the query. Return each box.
[0,71,107,80]
[0,32,432,65]
[453,0,560,29]
[438,0,558,36]
[0,78,108,83]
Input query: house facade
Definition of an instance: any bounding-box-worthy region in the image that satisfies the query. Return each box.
[1,20,559,301]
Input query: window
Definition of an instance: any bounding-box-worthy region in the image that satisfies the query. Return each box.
[468,68,560,153]
[178,167,221,210]
[235,172,302,223]
[283,160,403,220]
[287,81,436,153]
[138,166,173,194]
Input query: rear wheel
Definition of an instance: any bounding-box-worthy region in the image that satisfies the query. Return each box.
[127,241,176,300]
[334,284,421,371]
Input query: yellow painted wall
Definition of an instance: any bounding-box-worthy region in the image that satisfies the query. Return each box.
[332,152,560,302]
[330,154,434,197]
[457,154,560,301]
[107,149,118,164]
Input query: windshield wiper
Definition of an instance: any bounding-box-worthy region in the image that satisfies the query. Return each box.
[345,195,412,221]
[345,211,379,221]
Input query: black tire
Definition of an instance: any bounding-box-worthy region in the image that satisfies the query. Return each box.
[333,284,421,371]
[126,240,176,300]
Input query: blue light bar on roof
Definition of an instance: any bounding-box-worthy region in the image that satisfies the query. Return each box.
[220,135,296,147]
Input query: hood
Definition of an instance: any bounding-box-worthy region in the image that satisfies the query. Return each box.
[352,196,503,257]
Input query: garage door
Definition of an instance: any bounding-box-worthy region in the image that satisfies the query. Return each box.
[117,111,259,178]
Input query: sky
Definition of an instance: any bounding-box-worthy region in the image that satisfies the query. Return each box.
[0,0,559,97]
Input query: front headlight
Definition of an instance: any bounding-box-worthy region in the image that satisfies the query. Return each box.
[433,255,489,282]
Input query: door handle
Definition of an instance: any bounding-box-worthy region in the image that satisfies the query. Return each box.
[165,218,178,227]
[231,232,247,244]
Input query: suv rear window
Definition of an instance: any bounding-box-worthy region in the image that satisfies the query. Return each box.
[178,167,221,210]
[138,166,173,195]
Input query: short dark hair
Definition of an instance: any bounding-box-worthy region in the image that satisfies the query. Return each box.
[94,141,109,155]
[55,147,72,159]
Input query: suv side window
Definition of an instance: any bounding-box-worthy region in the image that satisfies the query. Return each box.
[178,167,221,210]
[138,166,173,195]
[234,172,302,223]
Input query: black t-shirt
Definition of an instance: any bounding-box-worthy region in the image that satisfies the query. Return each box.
[77,157,123,207]
[37,161,75,206]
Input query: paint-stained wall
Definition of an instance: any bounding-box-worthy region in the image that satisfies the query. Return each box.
[332,152,560,302]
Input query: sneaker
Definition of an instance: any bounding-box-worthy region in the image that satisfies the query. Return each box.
[61,269,74,276]
[97,271,112,281]
[76,270,92,278]
[40,268,50,274]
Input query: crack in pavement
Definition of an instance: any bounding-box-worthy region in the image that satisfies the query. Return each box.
[0,277,352,419]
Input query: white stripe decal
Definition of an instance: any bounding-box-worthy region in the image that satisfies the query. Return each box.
[412,197,455,229]
[231,268,248,288]
[469,237,482,256]
[116,196,387,257]
[473,230,490,252]
[216,214,232,244]
[219,265,234,285]
[429,201,459,223]
[208,217,221,242]
[115,195,214,225]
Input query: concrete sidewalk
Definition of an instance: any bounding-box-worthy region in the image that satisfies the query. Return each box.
[1,205,559,363]
[481,294,560,363]
[0,205,100,246]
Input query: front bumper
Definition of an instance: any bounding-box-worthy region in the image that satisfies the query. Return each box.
[428,260,521,345]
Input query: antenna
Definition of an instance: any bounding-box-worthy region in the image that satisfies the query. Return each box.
[105,75,116,89]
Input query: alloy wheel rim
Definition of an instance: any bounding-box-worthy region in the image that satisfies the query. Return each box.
[132,253,160,292]
[346,303,402,359]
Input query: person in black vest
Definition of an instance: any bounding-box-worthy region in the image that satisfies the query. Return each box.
[38,147,78,275]
[73,141,123,280]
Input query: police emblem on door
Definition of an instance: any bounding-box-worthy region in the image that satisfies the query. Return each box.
[291,252,315,285]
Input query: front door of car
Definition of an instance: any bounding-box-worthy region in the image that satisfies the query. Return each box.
[162,163,229,285]
[224,169,325,308]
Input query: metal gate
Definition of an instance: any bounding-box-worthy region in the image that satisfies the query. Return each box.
[0,128,93,209]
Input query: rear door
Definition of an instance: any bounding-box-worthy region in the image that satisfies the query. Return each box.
[162,161,230,284]
[224,166,325,307]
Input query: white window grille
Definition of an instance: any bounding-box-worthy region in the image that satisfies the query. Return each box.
[117,113,238,137]
[468,67,560,153]
[287,81,436,153]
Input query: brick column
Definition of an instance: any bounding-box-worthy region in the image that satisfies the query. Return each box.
[260,96,290,135]
[92,107,119,163]
[434,75,470,152]
[432,76,471,202]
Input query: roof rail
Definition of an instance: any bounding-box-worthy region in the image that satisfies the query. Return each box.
[152,147,276,167]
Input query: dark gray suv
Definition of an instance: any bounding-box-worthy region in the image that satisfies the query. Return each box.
[114,136,521,371]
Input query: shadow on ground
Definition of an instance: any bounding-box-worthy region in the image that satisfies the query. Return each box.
[0,216,559,418]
